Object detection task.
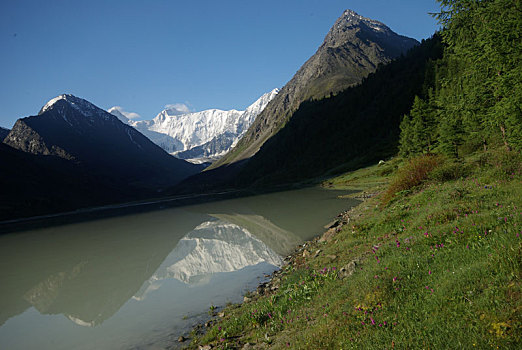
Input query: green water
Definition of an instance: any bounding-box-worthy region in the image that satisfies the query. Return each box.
[0,187,358,349]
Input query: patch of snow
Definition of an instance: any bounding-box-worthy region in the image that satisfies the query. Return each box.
[41,95,67,113]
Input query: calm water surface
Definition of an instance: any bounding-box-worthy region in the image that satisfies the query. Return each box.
[0,187,358,349]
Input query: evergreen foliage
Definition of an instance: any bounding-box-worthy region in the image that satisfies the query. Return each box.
[403,0,522,157]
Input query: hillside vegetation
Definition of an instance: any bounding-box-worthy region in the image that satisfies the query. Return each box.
[189,150,521,349]
[187,1,521,348]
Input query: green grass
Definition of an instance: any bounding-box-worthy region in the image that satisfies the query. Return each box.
[188,149,521,349]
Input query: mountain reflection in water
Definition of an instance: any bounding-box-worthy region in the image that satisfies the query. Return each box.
[0,187,357,350]
[135,219,283,299]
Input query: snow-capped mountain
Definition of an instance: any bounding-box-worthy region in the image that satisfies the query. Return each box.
[107,107,130,123]
[110,89,279,164]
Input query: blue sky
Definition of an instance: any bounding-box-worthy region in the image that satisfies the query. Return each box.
[0,0,440,128]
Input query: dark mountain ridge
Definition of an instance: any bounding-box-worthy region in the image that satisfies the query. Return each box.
[210,9,419,168]
[0,142,132,221]
[4,94,201,190]
[1,95,202,221]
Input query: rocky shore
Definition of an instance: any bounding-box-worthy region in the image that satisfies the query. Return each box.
[177,193,374,349]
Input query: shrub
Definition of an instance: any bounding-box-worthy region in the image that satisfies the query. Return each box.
[381,154,442,204]
[378,164,397,176]
[429,160,472,182]
[488,150,522,179]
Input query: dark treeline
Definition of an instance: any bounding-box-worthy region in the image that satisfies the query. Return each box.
[399,0,521,158]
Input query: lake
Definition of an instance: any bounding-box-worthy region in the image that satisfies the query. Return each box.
[0,187,359,349]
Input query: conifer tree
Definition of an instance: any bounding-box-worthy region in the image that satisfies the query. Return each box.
[399,114,413,157]
[435,0,522,151]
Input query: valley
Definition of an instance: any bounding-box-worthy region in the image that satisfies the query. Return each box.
[0,2,520,349]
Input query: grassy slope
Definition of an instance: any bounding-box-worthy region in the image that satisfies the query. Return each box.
[188,149,521,349]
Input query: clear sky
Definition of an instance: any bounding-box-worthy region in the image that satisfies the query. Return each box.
[0,0,441,128]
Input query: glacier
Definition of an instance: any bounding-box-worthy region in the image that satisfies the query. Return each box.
[109,89,278,164]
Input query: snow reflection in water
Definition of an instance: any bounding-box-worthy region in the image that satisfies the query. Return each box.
[0,187,357,350]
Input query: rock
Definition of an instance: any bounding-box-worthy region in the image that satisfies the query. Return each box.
[199,345,212,350]
[302,249,310,258]
[314,249,322,258]
[326,254,337,261]
[323,220,340,229]
[378,160,385,166]
[340,259,359,278]
[243,296,252,303]
[218,312,225,318]
[242,343,254,349]
[319,228,337,243]
[205,321,212,327]
[178,336,186,342]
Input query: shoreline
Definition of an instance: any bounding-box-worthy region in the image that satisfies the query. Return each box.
[177,193,370,349]
[0,189,253,234]
[0,182,326,234]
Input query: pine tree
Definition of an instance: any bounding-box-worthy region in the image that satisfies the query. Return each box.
[399,114,413,157]
[435,0,522,151]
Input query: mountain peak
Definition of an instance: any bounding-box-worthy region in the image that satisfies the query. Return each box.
[340,9,382,25]
[332,9,389,34]
[39,94,99,116]
[210,9,418,169]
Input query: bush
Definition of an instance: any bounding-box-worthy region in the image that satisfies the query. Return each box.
[488,150,522,179]
[378,164,397,176]
[381,154,442,204]
[429,160,472,182]
[475,149,522,181]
